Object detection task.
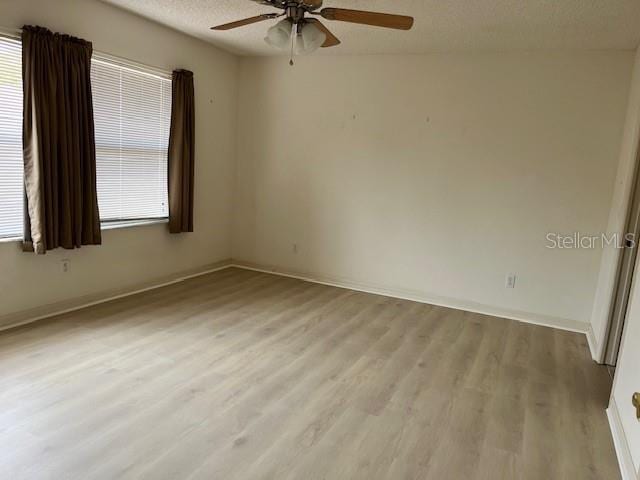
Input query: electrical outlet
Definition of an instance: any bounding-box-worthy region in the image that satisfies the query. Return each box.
[505,273,516,289]
[62,259,70,273]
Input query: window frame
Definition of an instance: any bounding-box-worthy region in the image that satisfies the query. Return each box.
[0,33,173,242]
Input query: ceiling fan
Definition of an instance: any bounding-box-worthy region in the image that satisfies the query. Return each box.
[211,0,414,63]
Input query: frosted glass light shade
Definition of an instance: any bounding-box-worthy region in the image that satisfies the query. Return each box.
[296,23,326,54]
[264,19,293,50]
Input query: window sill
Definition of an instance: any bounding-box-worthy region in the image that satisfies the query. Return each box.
[0,218,169,244]
[101,218,168,231]
[0,235,20,244]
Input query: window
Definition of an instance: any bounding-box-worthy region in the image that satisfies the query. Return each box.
[0,44,171,238]
[0,36,23,239]
[91,56,171,224]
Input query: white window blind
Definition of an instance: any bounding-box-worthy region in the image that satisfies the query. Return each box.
[91,57,171,223]
[0,36,23,239]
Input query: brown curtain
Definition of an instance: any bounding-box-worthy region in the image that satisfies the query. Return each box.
[168,69,195,233]
[22,25,101,254]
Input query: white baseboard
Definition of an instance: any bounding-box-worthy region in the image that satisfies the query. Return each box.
[587,324,601,362]
[0,259,233,332]
[607,398,639,480]
[230,261,590,335]
[1,258,592,344]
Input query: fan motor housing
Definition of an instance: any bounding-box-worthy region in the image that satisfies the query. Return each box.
[250,0,322,12]
[286,6,307,23]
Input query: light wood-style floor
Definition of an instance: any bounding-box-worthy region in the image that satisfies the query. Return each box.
[0,268,620,480]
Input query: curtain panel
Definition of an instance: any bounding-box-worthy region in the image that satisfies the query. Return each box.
[168,69,195,234]
[22,25,101,254]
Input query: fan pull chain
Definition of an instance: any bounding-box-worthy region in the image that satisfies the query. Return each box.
[289,22,296,66]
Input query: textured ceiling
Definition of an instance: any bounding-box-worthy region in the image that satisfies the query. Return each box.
[101,0,640,56]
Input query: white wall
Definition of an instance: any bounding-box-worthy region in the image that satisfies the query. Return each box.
[0,0,238,324]
[233,52,633,329]
[590,47,640,360]
[0,2,635,340]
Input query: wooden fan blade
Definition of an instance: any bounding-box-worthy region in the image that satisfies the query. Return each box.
[211,13,279,31]
[319,8,414,30]
[306,18,340,47]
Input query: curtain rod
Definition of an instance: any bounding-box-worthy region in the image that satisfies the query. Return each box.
[0,26,173,80]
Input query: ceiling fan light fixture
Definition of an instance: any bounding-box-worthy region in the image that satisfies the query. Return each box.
[264,18,293,50]
[296,22,327,54]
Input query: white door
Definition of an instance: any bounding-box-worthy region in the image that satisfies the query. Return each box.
[612,262,640,474]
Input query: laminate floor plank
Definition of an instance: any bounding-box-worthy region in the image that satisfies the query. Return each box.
[0,268,620,479]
